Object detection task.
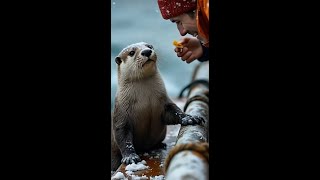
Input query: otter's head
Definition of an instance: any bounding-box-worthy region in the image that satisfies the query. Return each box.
[115,42,158,81]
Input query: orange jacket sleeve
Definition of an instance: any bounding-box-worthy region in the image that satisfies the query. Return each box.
[197,0,209,47]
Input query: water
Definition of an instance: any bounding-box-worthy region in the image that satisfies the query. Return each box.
[111,0,199,109]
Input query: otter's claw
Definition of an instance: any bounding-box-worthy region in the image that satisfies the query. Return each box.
[180,114,205,125]
[121,153,141,165]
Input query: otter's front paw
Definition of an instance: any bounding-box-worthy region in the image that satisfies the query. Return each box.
[180,114,205,126]
[121,153,141,164]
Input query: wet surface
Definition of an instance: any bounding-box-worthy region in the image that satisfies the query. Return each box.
[111,98,185,179]
[112,125,180,179]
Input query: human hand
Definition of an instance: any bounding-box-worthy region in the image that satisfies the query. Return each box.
[174,37,203,63]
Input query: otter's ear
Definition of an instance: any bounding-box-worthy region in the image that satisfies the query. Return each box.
[115,57,122,65]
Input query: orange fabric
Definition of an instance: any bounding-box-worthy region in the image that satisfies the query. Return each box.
[197,0,209,47]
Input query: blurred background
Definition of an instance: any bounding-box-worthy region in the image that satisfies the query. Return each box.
[111,0,199,109]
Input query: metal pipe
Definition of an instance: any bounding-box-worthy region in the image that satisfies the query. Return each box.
[165,62,209,180]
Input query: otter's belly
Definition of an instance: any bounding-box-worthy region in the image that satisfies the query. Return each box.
[133,123,166,152]
[131,101,167,151]
[129,84,168,151]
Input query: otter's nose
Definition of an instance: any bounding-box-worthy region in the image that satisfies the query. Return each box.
[141,49,152,57]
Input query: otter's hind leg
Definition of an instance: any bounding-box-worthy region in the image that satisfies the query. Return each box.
[111,148,121,171]
[113,107,141,165]
[111,130,122,171]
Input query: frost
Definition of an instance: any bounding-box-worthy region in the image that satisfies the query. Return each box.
[125,170,134,175]
[131,175,148,180]
[140,160,147,165]
[150,175,165,180]
[111,172,126,180]
[166,151,207,179]
[194,131,205,141]
[126,144,133,149]
[125,161,149,172]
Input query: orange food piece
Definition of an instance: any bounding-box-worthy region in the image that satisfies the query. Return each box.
[173,40,183,48]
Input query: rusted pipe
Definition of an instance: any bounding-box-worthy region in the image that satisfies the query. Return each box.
[165,61,209,180]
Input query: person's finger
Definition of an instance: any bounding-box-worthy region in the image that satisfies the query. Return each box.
[175,48,181,57]
[175,48,183,53]
[177,47,188,57]
[186,56,196,63]
[174,47,183,52]
[185,52,196,63]
[180,37,190,45]
[176,50,182,57]
[181,51,192,61]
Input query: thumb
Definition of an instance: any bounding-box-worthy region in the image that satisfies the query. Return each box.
[179,37,191,45]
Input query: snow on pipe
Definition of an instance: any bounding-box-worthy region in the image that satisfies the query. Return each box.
[165,62,209,180]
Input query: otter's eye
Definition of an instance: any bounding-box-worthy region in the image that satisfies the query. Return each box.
[129,51,135,56]
[146,44,153,49]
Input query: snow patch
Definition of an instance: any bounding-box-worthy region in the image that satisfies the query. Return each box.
[125,170,134,175]
[130,175,148,180]
[125,161,149,172]
[111,172,126,180]
[150,175,165,180]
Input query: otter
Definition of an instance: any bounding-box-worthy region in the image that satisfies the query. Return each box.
[111,42,204,171]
